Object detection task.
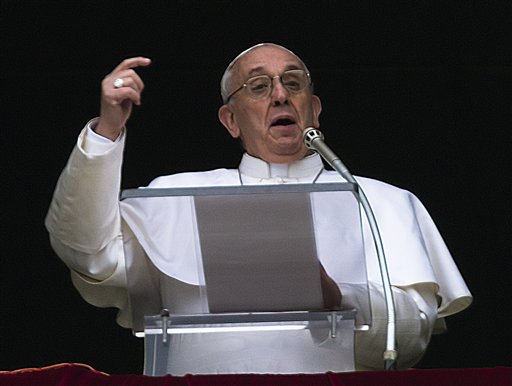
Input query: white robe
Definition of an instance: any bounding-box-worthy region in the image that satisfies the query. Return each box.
[45,119,472,372]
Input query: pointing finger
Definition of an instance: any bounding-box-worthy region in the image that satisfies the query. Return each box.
[113,57,151,73]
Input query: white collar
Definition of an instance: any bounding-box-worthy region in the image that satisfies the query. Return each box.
[238,153,324,179]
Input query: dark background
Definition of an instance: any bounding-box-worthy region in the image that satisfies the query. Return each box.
[2,0,510,374]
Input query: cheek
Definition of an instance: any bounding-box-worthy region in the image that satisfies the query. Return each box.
[237,111,267,134]
[238,124,268,153]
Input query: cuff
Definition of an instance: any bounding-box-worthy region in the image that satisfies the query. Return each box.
[82,118,124,154]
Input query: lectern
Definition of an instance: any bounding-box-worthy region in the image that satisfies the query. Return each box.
[119,183,370,375]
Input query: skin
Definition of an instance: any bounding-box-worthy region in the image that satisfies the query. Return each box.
[218,45,322,164]
[96,56,151,141]
[94,47,341,309]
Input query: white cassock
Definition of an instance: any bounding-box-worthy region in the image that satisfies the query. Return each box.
[45,119,472,373]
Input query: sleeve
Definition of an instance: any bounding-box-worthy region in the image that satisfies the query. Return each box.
[45,118,129,304]
[338,281,438,370]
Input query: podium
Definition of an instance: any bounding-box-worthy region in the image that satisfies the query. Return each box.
[119,183,370,375]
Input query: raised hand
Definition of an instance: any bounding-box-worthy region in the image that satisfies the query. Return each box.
[96,57,151,140]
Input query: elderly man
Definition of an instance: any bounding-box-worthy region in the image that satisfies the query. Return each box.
[45,43,471,373]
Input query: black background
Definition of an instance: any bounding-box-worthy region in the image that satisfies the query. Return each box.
[2,0,510,374]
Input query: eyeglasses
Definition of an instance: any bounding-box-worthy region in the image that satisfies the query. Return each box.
[225,69,311,103]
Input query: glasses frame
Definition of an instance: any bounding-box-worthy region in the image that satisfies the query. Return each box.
[225,69,312,103]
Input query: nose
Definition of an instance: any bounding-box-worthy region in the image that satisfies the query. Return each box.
[270,76,289,105]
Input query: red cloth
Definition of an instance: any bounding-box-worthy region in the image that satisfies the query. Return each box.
[0,364,510,386]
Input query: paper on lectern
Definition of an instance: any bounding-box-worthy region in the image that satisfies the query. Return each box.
[194,192,325,313]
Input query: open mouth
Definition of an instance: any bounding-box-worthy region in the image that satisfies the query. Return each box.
[271,117,296,127]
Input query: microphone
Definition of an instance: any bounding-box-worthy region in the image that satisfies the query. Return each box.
[303,127,354,183]
[303,127,399,370]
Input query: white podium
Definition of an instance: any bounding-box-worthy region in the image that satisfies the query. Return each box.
[120,183,370,375]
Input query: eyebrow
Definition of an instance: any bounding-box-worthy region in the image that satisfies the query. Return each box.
[246,63,303,78]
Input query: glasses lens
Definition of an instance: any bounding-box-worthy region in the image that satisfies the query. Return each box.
[246,76,272,98]
[242,70,309,100]
[282,70,308,93]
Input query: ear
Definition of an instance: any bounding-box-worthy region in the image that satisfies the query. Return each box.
[218,104,240,138]
[311,95,322,128]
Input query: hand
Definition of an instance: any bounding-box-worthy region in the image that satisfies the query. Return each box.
[96,57,151,140]
[320,263,342,309]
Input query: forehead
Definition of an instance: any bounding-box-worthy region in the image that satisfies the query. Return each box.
[235,46,304,78]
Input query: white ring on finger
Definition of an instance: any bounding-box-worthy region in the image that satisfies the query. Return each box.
[113,78,124,88]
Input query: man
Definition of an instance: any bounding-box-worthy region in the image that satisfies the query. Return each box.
[45,43,472,373]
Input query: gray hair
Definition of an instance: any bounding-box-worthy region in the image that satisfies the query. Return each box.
[220,43,311,103]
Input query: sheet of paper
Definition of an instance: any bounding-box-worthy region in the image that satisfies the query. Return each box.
[194,192,324,313]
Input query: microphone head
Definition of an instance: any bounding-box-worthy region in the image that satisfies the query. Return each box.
[303,127,324,149]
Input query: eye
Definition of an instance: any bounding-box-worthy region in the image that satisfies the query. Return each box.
[247,77,270,95]
[282,71,306,92]
[283,79,301,91]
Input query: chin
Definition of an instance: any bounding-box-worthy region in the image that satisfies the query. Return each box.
[270,147,309,163]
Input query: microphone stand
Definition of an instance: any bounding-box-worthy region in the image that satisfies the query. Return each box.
[303,127,398,370]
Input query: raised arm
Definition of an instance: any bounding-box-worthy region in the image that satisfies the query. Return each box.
[45,57,150,279]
